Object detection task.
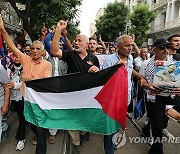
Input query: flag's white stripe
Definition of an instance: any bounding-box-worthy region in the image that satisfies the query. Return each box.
[25,86,103,110]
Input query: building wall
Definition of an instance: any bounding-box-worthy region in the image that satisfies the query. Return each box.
[0,2,23,40]
[125,0,139,11]
[148,0,180,40]
[125,0,180,43]
[90,8,105,37]
[90,21,96,37]
[90,0,180,40]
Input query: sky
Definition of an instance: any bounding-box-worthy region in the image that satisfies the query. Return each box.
[79,0,116,37]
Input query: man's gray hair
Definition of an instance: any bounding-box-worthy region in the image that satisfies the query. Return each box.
[116,35,132,45]
[78,34,89,43]
[32,40,44,50]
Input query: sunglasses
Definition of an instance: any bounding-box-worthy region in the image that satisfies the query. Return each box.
[158,45,171,50]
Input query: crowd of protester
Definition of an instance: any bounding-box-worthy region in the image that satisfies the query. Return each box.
[0,14,180,154]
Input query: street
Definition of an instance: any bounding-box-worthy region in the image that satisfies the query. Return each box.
[0,111,179,154]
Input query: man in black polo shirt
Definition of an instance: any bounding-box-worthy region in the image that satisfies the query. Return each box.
[60,45,99,73]
[50,20,99,73]
[50,20,99,153]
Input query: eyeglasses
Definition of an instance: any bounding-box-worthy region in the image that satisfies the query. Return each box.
[158,45,171,50]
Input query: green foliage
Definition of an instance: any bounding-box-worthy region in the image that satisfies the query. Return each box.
[6,0,82,41]
[95,1,130,42]
[67,21,80,42]
[129,3,157,46]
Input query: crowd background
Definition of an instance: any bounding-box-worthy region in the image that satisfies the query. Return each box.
[0,15,180,154]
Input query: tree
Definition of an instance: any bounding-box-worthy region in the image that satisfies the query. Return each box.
[3,0,82,41]
[95,1,130,42]
[129,3,157,46]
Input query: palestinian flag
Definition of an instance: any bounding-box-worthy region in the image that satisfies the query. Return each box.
[156,61,164,67]
[24,64,128,135]
[0,32,4,55]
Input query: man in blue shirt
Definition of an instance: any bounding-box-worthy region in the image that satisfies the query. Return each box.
[102,35,146,154]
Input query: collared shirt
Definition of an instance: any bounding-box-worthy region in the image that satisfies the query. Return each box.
[61,50,100,73]
[18,53,52,96]
[102,52,133,104]
[134,56,146,72]
[18,54,52,80]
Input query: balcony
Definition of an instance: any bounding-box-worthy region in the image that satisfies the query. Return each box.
[148,18,180,35]
[153,0,168,10]
[151,23,165,33]
[165,18,180,29]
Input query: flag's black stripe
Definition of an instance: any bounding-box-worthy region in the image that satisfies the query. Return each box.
[25,64,122,93]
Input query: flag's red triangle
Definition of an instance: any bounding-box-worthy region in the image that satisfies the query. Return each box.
[95,66,128,129]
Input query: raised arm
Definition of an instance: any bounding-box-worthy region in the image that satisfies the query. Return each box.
[98,34,106,53]
[44,32,53,54]
[61,29,73,51]
[131,34,140,57]
[0,14,23,58]
[39,23,48,43]
[133,43,140,58]
[50,20,68,58]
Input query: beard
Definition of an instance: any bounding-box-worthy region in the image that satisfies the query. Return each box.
[75,47,85,53]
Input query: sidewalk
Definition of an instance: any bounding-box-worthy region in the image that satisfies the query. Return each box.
[79,116,180,154]
[0,111,179,154]
[0,112,65,154]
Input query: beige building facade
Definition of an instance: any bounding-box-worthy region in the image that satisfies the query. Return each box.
[148,0,180,40]
[125,0,180,43]
[90,8,105,36]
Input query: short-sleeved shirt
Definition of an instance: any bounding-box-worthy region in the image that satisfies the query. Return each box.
[61,50,100,73]
[134,56,146,72]
[102,52,133,104]
[0,65,9,107]
[18,54,52,80]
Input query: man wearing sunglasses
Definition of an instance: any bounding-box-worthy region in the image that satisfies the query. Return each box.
[139,38,174,154]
